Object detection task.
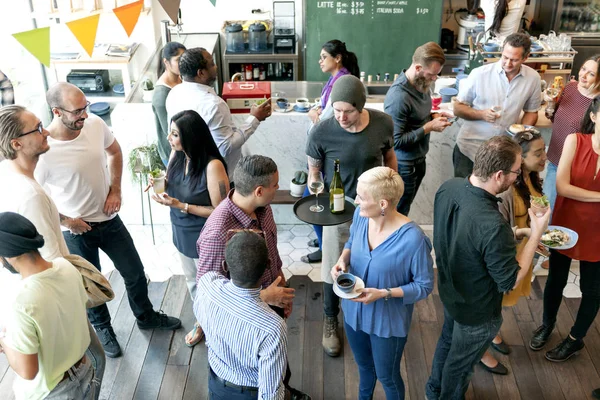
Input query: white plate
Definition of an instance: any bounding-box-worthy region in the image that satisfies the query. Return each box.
[333,276,365,299]
[506,125,537,136]
[273,104,293,113]
[541,225,579,250]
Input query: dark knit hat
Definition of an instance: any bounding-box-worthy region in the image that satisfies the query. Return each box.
[0,212,44,258]
[330,75,366,112]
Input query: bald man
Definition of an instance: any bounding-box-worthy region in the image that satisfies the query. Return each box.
[35,83,181,359]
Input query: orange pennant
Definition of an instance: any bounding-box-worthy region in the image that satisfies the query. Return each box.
[113,0,144,37]
[12,27,50,67]
[66,14,100,57]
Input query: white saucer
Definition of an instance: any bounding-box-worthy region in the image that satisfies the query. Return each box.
[274,104,293,113]
[333,276,365,299]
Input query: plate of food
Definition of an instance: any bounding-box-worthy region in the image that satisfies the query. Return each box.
[541,225,578,250]
[507,124,540,136]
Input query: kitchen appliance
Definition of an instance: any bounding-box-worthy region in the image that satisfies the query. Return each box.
[248,23,268,52]
[273,1,296,54]
[66,70,109,93]
[221,81,271,113]
[456,13,485,51]
[225,24,244,53]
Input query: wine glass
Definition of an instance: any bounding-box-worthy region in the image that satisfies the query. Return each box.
[491,105,502,130]
[309,171,325,213]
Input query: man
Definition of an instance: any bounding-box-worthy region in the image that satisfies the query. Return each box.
[305,75,397,357]
[166,47,271,178]
[425,136,550,400]
[195,230,288,400]
[0,70,14,107]
[453,32,540,178]
[384,42,451,216]
[0,212,100,400]
[35,83,181,359]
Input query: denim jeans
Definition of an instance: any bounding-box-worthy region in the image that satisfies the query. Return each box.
[543,250,600,339]
[63,215,155,328]
[396,158,427,216]
[542,161,558,213]
[208,368,258,400]
[302,185,323,250]
[345,322,408,400]
[86,322,105,400]
[452,145,474,179]
[45,352,98,400]
[426,308,502,400]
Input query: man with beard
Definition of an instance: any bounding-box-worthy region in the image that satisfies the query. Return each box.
[453,32,540,178]
[166,47,271,179]
[34,83,181,359]
[425,136,550,400]
[384,42,451,216]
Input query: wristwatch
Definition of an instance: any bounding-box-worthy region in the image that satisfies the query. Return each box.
[180,203,189,214]
[384,288,392,301]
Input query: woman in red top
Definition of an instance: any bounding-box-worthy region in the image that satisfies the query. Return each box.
[529,96,600,362]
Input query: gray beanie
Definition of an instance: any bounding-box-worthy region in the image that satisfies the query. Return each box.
[330,75,366,112]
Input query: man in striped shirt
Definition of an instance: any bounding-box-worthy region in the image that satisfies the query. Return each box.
[194,230,287,400]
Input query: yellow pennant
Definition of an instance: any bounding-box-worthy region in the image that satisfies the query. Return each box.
[12,27,51,67]
[113,0,144,37]
[66,14,100,57]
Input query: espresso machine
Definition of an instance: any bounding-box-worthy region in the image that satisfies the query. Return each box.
[456,0,485,51]
[273,1,295,54]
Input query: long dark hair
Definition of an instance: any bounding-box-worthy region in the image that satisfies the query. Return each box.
[580,95,600,134]
[322,40,360,78]
[157,42,186,77]
[167,110,227,184]
[513,131,544,213]
[488,0,510,36]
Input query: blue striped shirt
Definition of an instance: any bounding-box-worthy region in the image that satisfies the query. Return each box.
[194,272,287,400]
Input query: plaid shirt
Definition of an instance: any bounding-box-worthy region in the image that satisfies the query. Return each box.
[0,71,14,107]
[196,191,282,288]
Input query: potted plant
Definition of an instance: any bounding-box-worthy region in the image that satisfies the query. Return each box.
[290,170,307,197]
[127,144,164,183]
[141,78,154,103]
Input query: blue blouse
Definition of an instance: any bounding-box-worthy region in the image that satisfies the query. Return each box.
[342,207,434,338]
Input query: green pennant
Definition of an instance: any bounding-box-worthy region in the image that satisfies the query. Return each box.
[209,0,217,6]
[12,27,51,67]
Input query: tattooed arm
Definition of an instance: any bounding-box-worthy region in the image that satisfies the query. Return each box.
[307,156,323,187]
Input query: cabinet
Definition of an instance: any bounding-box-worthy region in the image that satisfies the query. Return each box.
[222,44,299,82]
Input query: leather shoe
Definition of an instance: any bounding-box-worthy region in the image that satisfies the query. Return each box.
[479,360,508,375]
[545,336,584,362]
[529,324,554,351]
[491,341,511,355]
[592,388,600,399]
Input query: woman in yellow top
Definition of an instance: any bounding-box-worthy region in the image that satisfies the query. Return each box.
[479,130,548,374]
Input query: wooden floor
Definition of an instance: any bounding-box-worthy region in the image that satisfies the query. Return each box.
[1,271,600,400]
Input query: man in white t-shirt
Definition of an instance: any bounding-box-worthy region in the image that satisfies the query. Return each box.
[36,83,181,359]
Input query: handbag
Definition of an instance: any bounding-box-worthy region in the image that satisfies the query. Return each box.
[63,254,115,308]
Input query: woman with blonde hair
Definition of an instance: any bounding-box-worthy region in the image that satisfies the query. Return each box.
[332,166,434,400]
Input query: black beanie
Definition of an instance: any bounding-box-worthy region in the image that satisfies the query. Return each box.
[0,212,45,258]
[330,75,366,112]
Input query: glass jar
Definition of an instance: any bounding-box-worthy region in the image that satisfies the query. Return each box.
[248,23,267,52]
[226,24,244,53]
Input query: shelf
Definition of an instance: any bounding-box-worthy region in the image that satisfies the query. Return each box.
[85,90,126,104]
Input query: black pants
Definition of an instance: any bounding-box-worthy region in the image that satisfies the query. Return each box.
[452,145,474,178]
[396,158,427,216]
[543,250,600,339]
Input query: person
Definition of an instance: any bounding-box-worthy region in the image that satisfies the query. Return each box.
[453,32,541,178]
[480,0,527,39]
[331,167,434,399]
[0,70,14,107]
[425,135,550,400]
[151,41,186,167]
[543,55,600,211]
[384,42,451,216]
[149,109,229,347]
[305,74,397,357]
[0,212,101,400]
[529,98,600,362]
[166,47,271,179]
[195,230,288,400]
[35,83,181,359]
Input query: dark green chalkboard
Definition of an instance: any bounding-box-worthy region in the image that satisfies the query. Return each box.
[305,0,444,81]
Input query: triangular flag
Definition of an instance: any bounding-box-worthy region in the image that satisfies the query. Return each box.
[12,27,50,67]
[209,0,216,6]
[66,14,100,57]
[158,0,181,24]
[113,0,144,37]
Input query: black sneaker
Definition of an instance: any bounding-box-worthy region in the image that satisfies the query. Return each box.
[592,388,600,399]
[307,238,319,248]
[545,336,584,362]
[96,326,122,358]
[137,310,181,330]
[529,324,554,351]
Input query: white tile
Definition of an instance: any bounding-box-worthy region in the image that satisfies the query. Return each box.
[567,272,576,283]
[282,268,292,280]
[288,262,312,276]
[277,231,295,243]
[574,276,580,287]
[277,224,295,231]
[291,225,314,236]
[562,283,582,298]
[281,256,292,268]
[308,231,317,240]
[570,262,580,276]
[290,236,311,249]
[277,243,294,256]
[289,249,309,262]
[308,268,324,282]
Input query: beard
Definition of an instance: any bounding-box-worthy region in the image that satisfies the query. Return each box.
[61,115,85,131]
[414,74,434,92]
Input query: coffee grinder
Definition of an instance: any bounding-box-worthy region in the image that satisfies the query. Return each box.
[273,1,295,54]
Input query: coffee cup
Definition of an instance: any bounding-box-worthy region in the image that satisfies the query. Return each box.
[295,97,310,110]
[276,98,289,110]
[336,273,356,293]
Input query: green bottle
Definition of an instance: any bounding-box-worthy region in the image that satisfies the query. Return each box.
[329,159,345,214]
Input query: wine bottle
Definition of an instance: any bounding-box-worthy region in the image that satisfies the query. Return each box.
[329,159,344,214]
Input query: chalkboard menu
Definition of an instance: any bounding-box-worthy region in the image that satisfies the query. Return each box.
[305,0,443,81]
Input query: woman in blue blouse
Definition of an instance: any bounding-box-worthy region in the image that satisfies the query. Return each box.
[332,166,434,400]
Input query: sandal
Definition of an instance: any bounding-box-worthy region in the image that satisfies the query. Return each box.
[185,322,204,348]
[301,249,322,263]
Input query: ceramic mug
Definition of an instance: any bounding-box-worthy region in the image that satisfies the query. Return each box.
[336,273,356,293]
[276,98,289,110]
[295,97,310,110]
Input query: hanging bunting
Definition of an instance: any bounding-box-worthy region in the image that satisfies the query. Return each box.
[12,27,51,67]
[158,0,181,25]
[113,0,144,37]
[209,0,217,6]
[66,14,100,57]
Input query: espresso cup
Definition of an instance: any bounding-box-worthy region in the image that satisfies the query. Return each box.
[336,273,356,293]
[295,97,310,110]
[276,98,289,110]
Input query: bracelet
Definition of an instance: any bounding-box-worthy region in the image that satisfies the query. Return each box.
[180,203,189,214]
[384,288,392,301]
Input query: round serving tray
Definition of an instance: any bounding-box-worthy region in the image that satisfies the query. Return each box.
[293,193,355,226]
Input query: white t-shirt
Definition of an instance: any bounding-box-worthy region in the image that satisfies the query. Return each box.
[3,258,90,400]
[35,114,115,224]
[481,0,527,39]
[0,161,69,260]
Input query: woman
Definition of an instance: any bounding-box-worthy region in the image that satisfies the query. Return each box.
[529,98,600,361]
[480,0,526,39]
[152,42,186,167]
[544,55,600,211]
[479,131,547,374]
[331,167,434,400]
[150,110,229,347]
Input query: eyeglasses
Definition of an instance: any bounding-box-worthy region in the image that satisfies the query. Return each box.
[504,168,522,176]
[17,122,44,138]
[58,101,90,117]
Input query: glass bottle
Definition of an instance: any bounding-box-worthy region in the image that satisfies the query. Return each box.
[329,159,345,214]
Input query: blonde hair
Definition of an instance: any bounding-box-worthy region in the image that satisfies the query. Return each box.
[357,167,404,208]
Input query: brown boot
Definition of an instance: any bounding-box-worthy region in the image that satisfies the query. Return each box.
[322,316,341,357]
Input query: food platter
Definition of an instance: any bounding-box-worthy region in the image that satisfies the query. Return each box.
[506,124,540,137]
[541,225,578,250]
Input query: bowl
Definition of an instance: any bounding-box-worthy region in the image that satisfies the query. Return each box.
[336,273,356,293]
[439,87,458,103]
[483,42,500,53]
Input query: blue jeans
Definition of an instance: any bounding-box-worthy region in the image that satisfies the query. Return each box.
[396,158,427,216]
[345,322,408,400]
[63,215,155,328]
[426,308,502,400]
[86,323,105,400]
[452,145,474,179]
[542,161,558,213]
[45,351,98,399]
[302,185,322,249]
[208,368,258,400]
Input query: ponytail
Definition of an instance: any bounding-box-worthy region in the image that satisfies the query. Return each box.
[157,42,187,77]
[322,39,360,78]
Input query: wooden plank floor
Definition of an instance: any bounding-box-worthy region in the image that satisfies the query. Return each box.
[1,272,599,399]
